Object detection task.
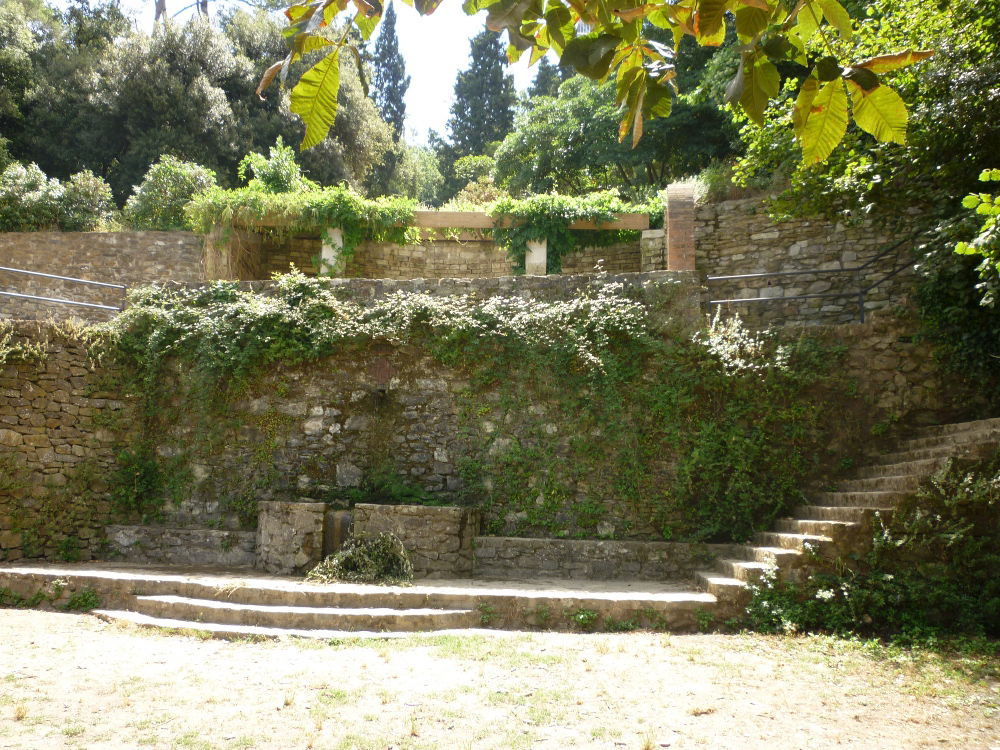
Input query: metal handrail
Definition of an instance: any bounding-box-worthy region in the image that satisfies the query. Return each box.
[0,265,127,312]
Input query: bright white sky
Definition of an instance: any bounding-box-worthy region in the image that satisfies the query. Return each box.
[105,0,535,145]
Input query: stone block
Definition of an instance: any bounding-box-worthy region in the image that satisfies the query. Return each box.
[255,501,327,575]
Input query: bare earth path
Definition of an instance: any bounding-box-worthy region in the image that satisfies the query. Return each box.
[0,609,997,750]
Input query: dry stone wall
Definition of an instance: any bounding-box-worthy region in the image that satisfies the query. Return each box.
[474,537,744,581]
[695,198,916,327]
[0,232,204,323]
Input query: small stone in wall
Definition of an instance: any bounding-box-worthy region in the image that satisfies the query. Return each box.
[336,460,363,487]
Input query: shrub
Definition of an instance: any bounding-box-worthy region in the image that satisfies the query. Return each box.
[237,137,317,194]
[0,162,63,231]
[123,156,217,230]
[60,170,116,231]
[305,532,413,585]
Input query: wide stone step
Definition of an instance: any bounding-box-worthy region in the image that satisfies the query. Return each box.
[834,474,921,493]
[732,545,803,569]
[131,594,478,631]
[92,610,487,641]
[852,457,942,479]
[752,531,833,553]
[910,416,1000,440]
[896,425,1000,451]
[812,490,910,508]
[773,518,858,537]
[693,571,748,605]
[793,505,894,523]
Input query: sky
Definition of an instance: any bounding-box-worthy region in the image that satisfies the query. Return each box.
[106,0,538,145]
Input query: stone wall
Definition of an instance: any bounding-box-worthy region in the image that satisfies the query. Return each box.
[474,537,743,581]
[105,525,255,567]
[0,322,123,562]
[0,232,205,323]
[353,503,480,579]
[255,501,327,575]
[695,198,916,327]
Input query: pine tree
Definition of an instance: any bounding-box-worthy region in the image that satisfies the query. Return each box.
[446,30,515,158]
[371,1,409,142]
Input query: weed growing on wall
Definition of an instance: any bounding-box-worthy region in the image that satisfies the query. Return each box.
[89,271,854,543]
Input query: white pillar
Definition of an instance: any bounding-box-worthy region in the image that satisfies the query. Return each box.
[319,227,345,276]
[525,238,547,275]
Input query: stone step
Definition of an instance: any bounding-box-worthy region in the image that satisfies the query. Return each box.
[868,440,997,466]
[714,559,773,584]
[752,531,834,553]
[693,571,748,604]
[0,564,720,633]
[852,457,942,479]
[92,610,489,641]
[793,505,894,523]
[811,490,910,508]
[732,545,803,569]
[131,594,478,631]
[773,518,859,537]
[895,425,1000,451]
[910,416,1000,439]
[834,474,921,493]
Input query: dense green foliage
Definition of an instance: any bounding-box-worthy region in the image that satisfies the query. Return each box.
[746,453,1000,640]
[0,162,113,231]
[366,1,409,198]
[0,5,391,201]
[123,156,218,231]
[954,169,1000,305]
[306,532,414,585]
[93,273,854,543]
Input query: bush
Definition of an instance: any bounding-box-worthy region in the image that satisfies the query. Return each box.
[237,137,317,194]
[123,156,217,230]
[0,163,112,231]
[746,453,1000,640]
[60,170,116,231]
[305,532,413,585]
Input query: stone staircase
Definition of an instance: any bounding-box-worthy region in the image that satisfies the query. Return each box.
[696,416,1000,608]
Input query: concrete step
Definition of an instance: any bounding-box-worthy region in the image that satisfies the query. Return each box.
[852,457,942,479]
[131,594,479,632]
[811,490,910,508]
[910,416,1000,440]
[793,505,894,523]
[752,531,833,553]
[773,518,859,537]
[834,474,922,493]
[92,610,490,641]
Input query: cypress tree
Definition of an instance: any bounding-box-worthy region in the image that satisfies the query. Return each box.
[371,1,409,141]
[527,56,571,98]
[446,30,515,158]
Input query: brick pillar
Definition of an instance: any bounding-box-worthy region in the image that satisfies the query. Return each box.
[665,184,696,272]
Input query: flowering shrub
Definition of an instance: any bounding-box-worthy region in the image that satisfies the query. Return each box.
[0,163,113,231]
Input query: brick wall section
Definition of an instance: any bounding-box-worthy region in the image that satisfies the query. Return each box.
[353,503,480,579]
[474,537,745,581]
[665,184,697,272]
[0,322,123,562]
[0,232,205,323]
[695,198,915,326]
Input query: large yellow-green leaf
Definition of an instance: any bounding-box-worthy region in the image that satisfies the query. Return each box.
[847,80,907,144]
[818,0,851,38]
[694,0,728,45]
[792,76,819,139]
[857,49,934,74]
[738,54,779,126]
[799,78,848,164]
[290,49,341,150]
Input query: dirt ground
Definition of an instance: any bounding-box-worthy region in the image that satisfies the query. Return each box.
[0,609,997,750]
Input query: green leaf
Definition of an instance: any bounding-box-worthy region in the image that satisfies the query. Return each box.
[734,6,771,42]
[290,49,341,150]
[561,33,621,78]
[847,80,907,145]
[817,0,851,38]
[799,78,848,164]
[962,195,982,210]
[737,53,779,126]
[792,76,819,140]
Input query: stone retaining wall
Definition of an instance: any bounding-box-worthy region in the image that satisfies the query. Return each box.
[105,525,255,567]
[695,198,915,326]
[255,501,327,575]
[474,537,744,581]
[353,503,480,579]
[0,232,205,323]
